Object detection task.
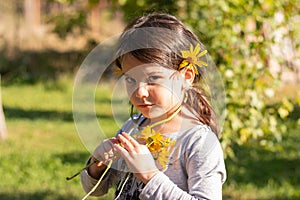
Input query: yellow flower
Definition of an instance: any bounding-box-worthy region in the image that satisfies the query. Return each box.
[179,43,208,75]
[112,67,123,77]
[136,126,176,169]
[147,132,164,152]
[156,148,171,169]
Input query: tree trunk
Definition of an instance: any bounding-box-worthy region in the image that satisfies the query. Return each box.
[87,0,108,38]
[24,0,40,29]
[0,76,7,140]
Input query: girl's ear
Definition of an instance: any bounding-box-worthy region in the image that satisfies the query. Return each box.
[180,67,195,85]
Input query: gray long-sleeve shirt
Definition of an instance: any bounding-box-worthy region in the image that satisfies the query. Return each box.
[81,117,226,199]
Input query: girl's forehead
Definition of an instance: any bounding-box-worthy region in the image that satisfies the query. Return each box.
[121,54,173,75]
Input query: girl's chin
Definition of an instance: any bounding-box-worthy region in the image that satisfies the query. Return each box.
[140,110,169,119]
[136,105,176,119]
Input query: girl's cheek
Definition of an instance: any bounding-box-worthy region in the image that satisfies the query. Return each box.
[126,87,135,98]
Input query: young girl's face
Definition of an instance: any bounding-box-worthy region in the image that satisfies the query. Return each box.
[121,54,186,119]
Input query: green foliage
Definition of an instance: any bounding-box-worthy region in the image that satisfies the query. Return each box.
[46,11,87,38]
[0,48,86,83]
[45,0,90,38]
[180,0,299,157]
[45,0,87,38]
[111,0,179,21]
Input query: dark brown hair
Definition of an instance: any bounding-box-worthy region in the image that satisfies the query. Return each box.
[115,13,220,138]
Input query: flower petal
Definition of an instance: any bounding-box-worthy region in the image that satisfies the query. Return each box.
[195,60,208,67]
[197,49,207,58]
[193,44,201,56]
[181,50,191,59]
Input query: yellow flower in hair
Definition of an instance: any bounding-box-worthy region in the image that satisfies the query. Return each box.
[136,126,176,168]
[179,43,208,75]
[112,66,123,77]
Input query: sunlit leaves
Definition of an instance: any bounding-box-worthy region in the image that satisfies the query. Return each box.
[172,0,299,157]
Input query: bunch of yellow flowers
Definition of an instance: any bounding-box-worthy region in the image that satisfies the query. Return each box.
[136,126,176,169]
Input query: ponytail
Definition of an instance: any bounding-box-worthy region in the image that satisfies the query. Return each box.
[185,87,220,138]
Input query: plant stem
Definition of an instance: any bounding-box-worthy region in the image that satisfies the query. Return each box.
[66,159,98,181]
[149,106,181,129]
[82,159,113,200]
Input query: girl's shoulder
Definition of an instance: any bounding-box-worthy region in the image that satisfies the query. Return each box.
[174,123,215,140]
[174,124,221,156]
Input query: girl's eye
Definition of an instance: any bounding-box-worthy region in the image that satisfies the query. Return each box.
[125,77,136,84]
[148,76,162,83]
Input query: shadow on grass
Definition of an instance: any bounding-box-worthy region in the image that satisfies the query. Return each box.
[3,106,74,122]
[0,191,78,200]
[3,106,113,122]
[226,146,300,187]
[54,151,90,165]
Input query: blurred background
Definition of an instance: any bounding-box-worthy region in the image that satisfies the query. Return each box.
[0,0,299,199]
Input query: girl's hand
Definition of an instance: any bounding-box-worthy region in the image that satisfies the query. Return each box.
[88,138,119,179]
[92,138,120,164]
[114,132,159,184]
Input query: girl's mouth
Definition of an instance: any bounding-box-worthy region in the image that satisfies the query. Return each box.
[138,104,153,108]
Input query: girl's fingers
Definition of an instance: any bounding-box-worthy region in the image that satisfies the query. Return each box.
[109,137,118,143]
[113,143,129,158]
[121,132,139,147]
[118,133,135,151]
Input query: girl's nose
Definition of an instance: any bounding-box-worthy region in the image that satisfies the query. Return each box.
[135,83,149,98]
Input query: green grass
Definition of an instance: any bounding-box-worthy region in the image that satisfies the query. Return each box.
[0,77,299,199]
[223,103,300,199]
[0,78,116,200]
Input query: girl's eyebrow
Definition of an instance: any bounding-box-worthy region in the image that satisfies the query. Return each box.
[147,71,164,76]
[123,71,163,77]
[122,73,135,78]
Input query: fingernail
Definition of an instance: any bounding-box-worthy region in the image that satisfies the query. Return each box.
[96,161,104,167]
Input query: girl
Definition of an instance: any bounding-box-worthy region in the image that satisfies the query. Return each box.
[81,13,226,200]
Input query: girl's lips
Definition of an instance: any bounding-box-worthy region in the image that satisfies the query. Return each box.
[138,104,153,108]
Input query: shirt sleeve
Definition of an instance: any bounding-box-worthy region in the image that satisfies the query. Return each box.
[139,129,226,200]
[80,117,137,196]
[80,158,120,196]
[186,133,226,199]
